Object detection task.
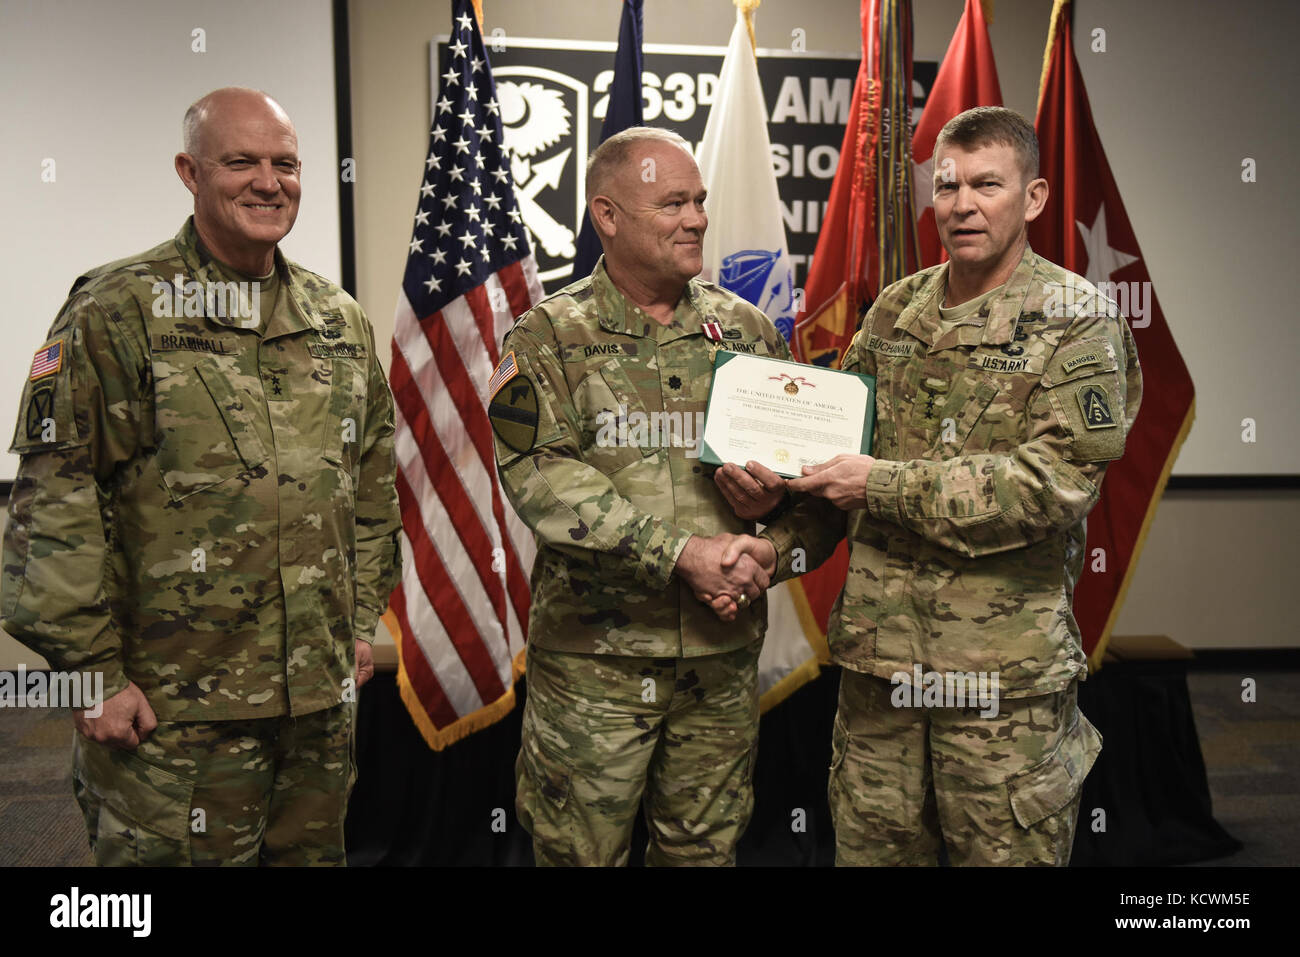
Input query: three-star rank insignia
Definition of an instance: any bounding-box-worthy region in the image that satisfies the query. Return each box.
[488,350,539,453]
[1077,384,1116,429]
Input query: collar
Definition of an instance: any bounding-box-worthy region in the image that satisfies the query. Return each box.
[174,217,317,339]
[894,244,1040,347]
[592,255,711,344]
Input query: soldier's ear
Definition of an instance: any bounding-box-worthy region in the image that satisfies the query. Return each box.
[1023,176,1049,224]
[175,153,199,196]
[590,196,617,239]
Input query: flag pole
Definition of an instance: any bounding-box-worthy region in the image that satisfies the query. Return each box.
[1038,0,1068,112]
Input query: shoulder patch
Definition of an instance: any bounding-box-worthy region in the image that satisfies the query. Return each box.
[25,382,56,438]
[29,340,64,380]
[489,350,519,398]
[1077,384,1117,429]
[489,371,539,453]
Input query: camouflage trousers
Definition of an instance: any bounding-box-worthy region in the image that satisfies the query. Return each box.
[72,702,355,866]
[517,641,760,866]
[829,671,1101,866]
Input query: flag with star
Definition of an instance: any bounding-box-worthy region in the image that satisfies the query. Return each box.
[384,0,544,750]
[1028,0,1195,664]
[911,0,1002,268]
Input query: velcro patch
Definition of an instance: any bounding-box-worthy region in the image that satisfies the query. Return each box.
[308,341,367,359]
[151,333,239,355]
[489,351,519,397]
[975,353,1030,373]
[489,372,538,453]
[25,383,55,438]
[1077,384,1117,429]
[867,334,916,358]
[1062,352,1102,374]
[29,340,63,380]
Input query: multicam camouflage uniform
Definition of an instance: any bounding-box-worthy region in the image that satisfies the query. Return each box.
[491,256,792,865]
[763,246,1141,865]
[2,218,401,865]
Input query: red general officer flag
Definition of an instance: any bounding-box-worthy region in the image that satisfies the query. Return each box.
[912,0,1002,268]
[1028,0,1195,665]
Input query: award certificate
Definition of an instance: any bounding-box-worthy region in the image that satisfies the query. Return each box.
[699,352,876,478]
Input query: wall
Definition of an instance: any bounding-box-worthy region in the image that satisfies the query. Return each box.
[0,0,342,481]
[1,0,1293,667]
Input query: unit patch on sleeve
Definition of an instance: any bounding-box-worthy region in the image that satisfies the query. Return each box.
[1077,384,1117,429]
[488,350,539,453]
[25,383,56,439]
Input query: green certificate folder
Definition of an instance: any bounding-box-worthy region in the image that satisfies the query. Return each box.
[699,351,876,479]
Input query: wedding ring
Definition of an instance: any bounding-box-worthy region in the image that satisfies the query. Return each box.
[737,594,750,609]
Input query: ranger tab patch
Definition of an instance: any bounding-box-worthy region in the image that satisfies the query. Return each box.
[1077,384,1117,429]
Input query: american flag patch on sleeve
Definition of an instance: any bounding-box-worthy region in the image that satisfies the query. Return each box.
[488,350,518,398]
[30,341,63,380]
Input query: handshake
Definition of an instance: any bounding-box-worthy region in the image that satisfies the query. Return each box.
[675,459,790,622]
[676,532,778,623]
[675,454,879,622]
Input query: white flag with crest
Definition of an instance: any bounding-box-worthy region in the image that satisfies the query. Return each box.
[696,4,825,707]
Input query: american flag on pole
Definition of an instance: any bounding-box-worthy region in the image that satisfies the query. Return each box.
[384,0,543,750]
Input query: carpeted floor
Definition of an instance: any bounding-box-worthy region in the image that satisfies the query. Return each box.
[0,708,91,866]
[1184,670,1300,866]
[1,668,1295,867]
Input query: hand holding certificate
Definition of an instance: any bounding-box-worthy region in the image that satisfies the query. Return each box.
[700,352,876,479]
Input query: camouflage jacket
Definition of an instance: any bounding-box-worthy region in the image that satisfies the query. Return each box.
[491,257,792,658]
[761,246,1142,696]
[1,219,401,721]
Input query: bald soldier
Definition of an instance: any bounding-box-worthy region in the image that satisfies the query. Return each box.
[714,107,1141,865]
[490,127,794,866]
[1,88,401,865]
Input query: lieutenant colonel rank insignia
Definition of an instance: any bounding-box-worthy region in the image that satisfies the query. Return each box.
[1077,384,1116,429]
[488,350,539,453]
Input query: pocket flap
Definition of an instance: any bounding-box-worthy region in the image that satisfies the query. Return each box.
[75,736,194,841]
[518,734,571,810]
[1007,712,1102,829]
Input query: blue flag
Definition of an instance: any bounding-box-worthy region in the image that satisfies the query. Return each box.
[568,0,643,282]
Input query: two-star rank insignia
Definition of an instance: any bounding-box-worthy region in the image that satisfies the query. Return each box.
[1077,384,1116,429]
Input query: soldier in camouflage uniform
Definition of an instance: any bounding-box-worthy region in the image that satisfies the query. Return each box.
[491,127,796,866]
[715,108,1141,865]
[1,88,401,865]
